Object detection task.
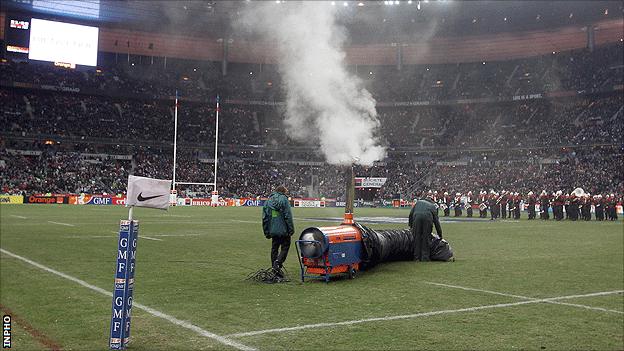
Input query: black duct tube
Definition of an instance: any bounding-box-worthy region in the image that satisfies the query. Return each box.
[356,222,414,267]
[357,222,454,267]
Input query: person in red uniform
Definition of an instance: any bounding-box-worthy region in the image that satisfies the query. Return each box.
[553,190,564,221]
[465,191,474,218]
[527,191,537,220]
[539,190,550,220]
[478,190,488,218]
[499,191,507,219]
[594,194,605,221]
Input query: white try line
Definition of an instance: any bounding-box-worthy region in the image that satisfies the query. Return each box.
[227,289,623,338]
[0,248,256,351]
[64,233,201,240]
[115,231,203,238]
[63,235,116,239]
[47,221,76,227]
[10,215,28,219]
[141,236,164,242]
[140,215,193,218]
[230,220,258,224]
[425,281,624,314]
[150,233,204,237]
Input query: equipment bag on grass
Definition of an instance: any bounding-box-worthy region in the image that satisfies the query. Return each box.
[430,234,454,261]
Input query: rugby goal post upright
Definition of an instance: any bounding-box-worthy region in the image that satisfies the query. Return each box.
[171,92,220,206]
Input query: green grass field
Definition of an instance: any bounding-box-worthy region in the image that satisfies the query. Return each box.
[1,204,622,350]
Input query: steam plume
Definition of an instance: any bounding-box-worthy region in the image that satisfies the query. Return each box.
[238,2,386,165]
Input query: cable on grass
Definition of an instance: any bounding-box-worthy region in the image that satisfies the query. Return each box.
[245,266,291,284]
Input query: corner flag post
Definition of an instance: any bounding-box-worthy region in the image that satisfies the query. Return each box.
[211,95,220,206]
[109,176,171,350]
[214,95,220,193]
[172,90,179,191]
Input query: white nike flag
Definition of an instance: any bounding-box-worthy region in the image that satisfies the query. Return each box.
[126,175,172,210]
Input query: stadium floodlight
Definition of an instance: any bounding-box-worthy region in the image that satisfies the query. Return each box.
[331,1,336,5]
[343,1,348,6]
[358,2,364,6]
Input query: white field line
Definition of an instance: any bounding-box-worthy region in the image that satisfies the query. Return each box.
[230,220,258,224]
[141,236,164,242]
[63,235,115,239]
[5,221,232,226]
[47,221,75,227]
[227,289,623,338]
[141,215,193,218]
[64,233,202,239]
[0,248,256,351]
[150,234,203,237]
[115,231,203,238]
[10,215,28,219]
[425,281,624,314]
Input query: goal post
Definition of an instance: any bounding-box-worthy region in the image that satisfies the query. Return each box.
[170,91,220,206]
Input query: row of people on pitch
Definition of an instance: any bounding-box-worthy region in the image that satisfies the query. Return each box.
[425,190,620,221]
[428,191,523,219]
[536,191,620,221]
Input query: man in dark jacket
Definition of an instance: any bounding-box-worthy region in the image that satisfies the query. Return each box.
[262,185,295,278]
[409,194,443,262]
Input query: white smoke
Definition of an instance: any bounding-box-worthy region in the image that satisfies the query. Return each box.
[238,2,386,166]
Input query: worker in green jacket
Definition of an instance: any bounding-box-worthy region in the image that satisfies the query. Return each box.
[409,193,443,262]
[262,185,295,278]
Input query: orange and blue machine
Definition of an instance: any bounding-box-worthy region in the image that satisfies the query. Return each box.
[295,213,363,282]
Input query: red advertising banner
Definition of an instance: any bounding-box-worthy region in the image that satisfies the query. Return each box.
[25,195,67,204]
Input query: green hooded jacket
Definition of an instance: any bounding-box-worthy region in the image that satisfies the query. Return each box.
[262,191,294,237]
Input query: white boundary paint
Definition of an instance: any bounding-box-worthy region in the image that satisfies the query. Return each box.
[9,215,28,219]
[0,248,256,351]
[63,233,204,239]
[47,221,76,227]
[228,289,623,338]
[425,281,624,314]
[141,236,164,242]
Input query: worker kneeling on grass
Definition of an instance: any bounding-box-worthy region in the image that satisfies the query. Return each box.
[262,185,295,280]
[409,192,443,262]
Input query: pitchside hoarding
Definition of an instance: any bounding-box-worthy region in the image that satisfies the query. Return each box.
[354,177,387,188]
[110,220,138,350]
[0,195,24,204]
[24,195,67,204]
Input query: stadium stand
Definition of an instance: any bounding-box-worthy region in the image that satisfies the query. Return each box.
[1,42,623,201]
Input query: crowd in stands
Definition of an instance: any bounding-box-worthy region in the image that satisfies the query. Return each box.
[2,88,622,149]
[1,43,623,201]
[1,44,622,103]
[2,145,622,201]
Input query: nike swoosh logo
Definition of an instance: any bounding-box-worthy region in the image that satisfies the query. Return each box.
[137,192,165,201]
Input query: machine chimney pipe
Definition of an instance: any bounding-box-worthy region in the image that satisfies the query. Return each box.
[343,164,355,224]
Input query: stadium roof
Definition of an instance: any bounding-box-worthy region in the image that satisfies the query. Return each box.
[4,0,623,43]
